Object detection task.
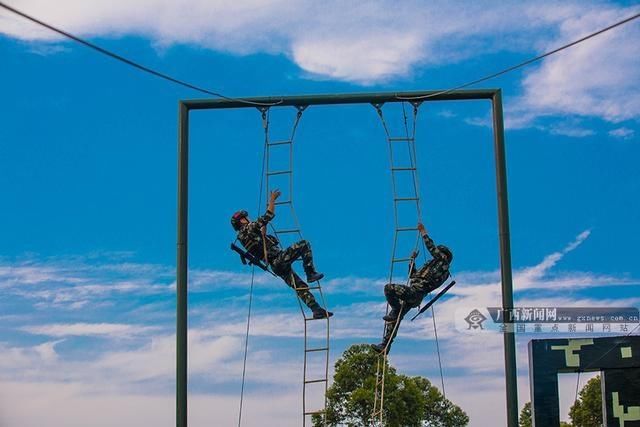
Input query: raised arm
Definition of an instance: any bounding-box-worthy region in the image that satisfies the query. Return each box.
[255,189,280,228]
[417,222,443,259]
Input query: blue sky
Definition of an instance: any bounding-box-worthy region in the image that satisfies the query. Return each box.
[1,1,639,426]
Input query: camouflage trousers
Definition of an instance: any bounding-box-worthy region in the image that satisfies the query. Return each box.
[381,284,424,349]
[385,283,423,310]
[270,240,319,310]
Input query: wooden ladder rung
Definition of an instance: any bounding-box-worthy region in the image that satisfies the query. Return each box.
[304,378,328,384]
[269,140,292,146]
[305,347,329,353]
[267,170,292,176]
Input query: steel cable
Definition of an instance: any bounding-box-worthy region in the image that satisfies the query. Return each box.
[0,1,282,106]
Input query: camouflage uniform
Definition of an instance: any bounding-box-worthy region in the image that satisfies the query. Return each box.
[381,232,451,349]
[236,209,321,310]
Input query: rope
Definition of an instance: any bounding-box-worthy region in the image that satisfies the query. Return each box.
[0,1,282,107]
[237,268,255,427]
[260,109,272,264]
[372,103,449,425]
[262,106,330,427]
[411,104,446,400]
[236,109,270,427]
[396,11,640,101]
[3,2,637,106]
[431,305,446,399]
[264,109,305,240]
[372,102,430,425]
[404,103,423,269]
[573,371,582,415]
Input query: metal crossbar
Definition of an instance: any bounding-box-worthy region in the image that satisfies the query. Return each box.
[262,107,331,427]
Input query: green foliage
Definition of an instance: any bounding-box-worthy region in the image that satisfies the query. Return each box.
[569,376,602,427]
[519,402,532,427]
[520,401,574,427]
[519,375,602,427]
[313,344,469,427]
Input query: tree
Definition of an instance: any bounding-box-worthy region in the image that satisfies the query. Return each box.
[520,401,574,427]
[314,344,468,427]
[569,376,602,427]
[519,402,532,427]
[519,376,602,427]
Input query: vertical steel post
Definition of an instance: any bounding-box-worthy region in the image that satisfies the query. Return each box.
[492,90,518,427]
[176,102,189,427]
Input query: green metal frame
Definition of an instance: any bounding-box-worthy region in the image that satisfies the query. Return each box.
[176,89,518,427]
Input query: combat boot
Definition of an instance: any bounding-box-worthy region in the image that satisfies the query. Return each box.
[370,343,387,354]
[312,307,334,319]
[308,301,333,319]
[306,271,324,283]
[382,307,400,322]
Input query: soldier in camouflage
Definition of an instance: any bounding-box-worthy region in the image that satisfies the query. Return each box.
[372,222,453,353]
[231,190,333,319]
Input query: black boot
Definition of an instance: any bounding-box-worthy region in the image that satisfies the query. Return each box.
[308,301,333,319]
[306,271,324,283]
[383,307,400,322]
[370,343,387,354]
[312,307,334,319]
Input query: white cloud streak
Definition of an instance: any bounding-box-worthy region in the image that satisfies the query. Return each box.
[0,381,301,427]
[1,230,639,426]
[21,322,158,338]
[517,5,640,122]
[609,127,635,139]
[2,1,638,134]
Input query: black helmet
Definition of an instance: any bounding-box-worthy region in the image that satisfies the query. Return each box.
[231,210,248,230]
[437,245,453,263]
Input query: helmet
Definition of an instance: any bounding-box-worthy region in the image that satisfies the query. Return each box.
[437,245,453,263]
[231,210,248,230]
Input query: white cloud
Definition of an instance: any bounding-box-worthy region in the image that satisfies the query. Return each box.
[512,4,640,126]
[0,340,63,373]
[2,233,639,426]
[2,0,638,133]
[516,229,590,287]
[437,109,457,119]
[0,381,301,427]
[0,1,442,83]
[609,127,635,139]
[21,322,157,338]
[0,255,274,310]
[94,332,241,382]
[0,0,627,86]
[547,122,596,138]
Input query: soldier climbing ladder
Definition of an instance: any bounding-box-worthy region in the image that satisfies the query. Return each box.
[261,106,331,427]
[370,102,447,426]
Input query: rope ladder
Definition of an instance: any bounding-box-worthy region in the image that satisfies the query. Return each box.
[371,102,445,426]
[261,107,331,427]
